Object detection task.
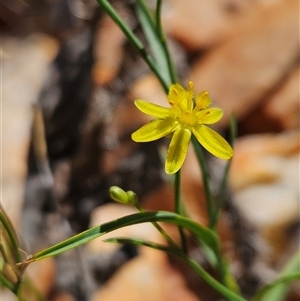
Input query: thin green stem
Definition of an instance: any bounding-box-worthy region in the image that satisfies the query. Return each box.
[185,257,247,301]
[191,136,214,228]
[191,136,231,291]
[155,0,177,84]
[107,238,246,301]
[210,159,232,228]
[174,170,187,253]
[96,0,169,92]
[155,0,163,38]
[211,114,237,228]
[135,204,179,249]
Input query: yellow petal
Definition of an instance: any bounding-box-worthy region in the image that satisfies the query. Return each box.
[132,119,179,142]
[191,125,233,159]
[165,128,191,174]
[196,108,223,124]
[135,100,170,118]
[195,91,212,110]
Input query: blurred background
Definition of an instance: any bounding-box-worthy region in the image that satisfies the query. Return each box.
[1,0,299,300]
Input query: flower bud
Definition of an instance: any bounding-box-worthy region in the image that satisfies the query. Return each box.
[109,186,138,206]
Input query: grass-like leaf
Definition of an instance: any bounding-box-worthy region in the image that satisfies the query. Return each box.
[252,250,300,301]
[251,272,300,301]
[96,0,169,92]
[0,205,22,263]
[135,0,173,86]
[30,211,218,262]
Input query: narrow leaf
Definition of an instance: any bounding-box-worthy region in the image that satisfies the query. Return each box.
[31,211,218,261]
[135,0,172,86]
[252,250,300,301]
[252,272,300,301]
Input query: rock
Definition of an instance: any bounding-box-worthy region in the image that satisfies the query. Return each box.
[189,0,299,126]
[263,65,300,131]
[238,64,300,134]
[234,184,299,229]
[230,130,300,261]
[91,251,200,301]
[230,130,299,190]
[1,33,58,230]
[92,15,126,85]
[163,0,255,50]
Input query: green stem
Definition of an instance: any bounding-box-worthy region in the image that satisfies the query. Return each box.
[155,0,177,84]
[155,0,163,38]
[185,257,247,301]
[135,204,179,249]
[211,114,237,228]
[191,136,231,291]
[96,0,169,92]
[210,159,232,228]
[174,170,187,253]
[190,136,214,228]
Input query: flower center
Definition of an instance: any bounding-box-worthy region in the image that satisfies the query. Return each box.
[178,109,198,126]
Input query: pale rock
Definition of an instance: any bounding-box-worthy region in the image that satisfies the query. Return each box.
[234,185,299,228]
[231,130,300,260]
[1,34,58,230]
[263,65,300,131]
[189,0,299,126]
[238,64,300,134]
[230,130,299,190]
[163,0,255,50]
[91,251,200,301]
[234,182,299,262]
[92,14,126,85]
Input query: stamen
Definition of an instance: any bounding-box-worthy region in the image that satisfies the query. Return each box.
[188,81,194,89]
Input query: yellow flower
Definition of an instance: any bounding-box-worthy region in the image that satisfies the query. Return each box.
[132,81,233,174]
